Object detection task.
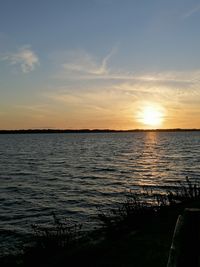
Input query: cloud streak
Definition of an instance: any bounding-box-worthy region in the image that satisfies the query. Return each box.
[55,48,200,89]
[183,4,200,19]
[39,47,200,128]
[2,46,39,73]
[58,46,117,79]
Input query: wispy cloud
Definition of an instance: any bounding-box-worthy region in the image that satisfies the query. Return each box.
[45,46,200,128]
[55,48,200,87]
[57,46,117,79]
[2,45,39,73]
[183,4,200,19]
[52,46,200,105]
[49,67,200,117]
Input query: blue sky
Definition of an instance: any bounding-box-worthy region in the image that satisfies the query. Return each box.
[0,0,200,129]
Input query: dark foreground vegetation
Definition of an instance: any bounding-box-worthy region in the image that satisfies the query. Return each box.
[1,178,200,267]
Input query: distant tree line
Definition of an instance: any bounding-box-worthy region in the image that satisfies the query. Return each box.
[0,128,199,134]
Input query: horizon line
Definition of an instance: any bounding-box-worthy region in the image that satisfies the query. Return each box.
[0,128,200,133]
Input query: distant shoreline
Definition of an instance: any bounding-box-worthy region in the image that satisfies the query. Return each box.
[0,128,200,134]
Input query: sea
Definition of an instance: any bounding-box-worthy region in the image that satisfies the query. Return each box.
[0,131,200,256]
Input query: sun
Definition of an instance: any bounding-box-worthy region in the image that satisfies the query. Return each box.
[137,105,164,127]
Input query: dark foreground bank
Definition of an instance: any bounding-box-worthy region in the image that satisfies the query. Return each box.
[1,178,200,267]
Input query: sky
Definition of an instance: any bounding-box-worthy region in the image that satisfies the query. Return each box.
[0,0,200,130]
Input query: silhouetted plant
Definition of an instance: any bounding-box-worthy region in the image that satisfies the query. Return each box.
[174,177,200,201]
[31,213,83,250]
[97,177,200,232]
[97,194,157,234]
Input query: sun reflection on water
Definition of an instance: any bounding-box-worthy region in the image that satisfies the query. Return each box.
[135,132,166,188]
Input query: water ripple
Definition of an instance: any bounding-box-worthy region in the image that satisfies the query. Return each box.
[0,131,200,255]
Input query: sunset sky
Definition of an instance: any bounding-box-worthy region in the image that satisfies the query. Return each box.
[0,0,200,129]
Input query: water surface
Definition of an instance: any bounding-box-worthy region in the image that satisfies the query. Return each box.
[0,132,199,255]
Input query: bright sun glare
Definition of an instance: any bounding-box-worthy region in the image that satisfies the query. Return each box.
[137,105,164,127]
